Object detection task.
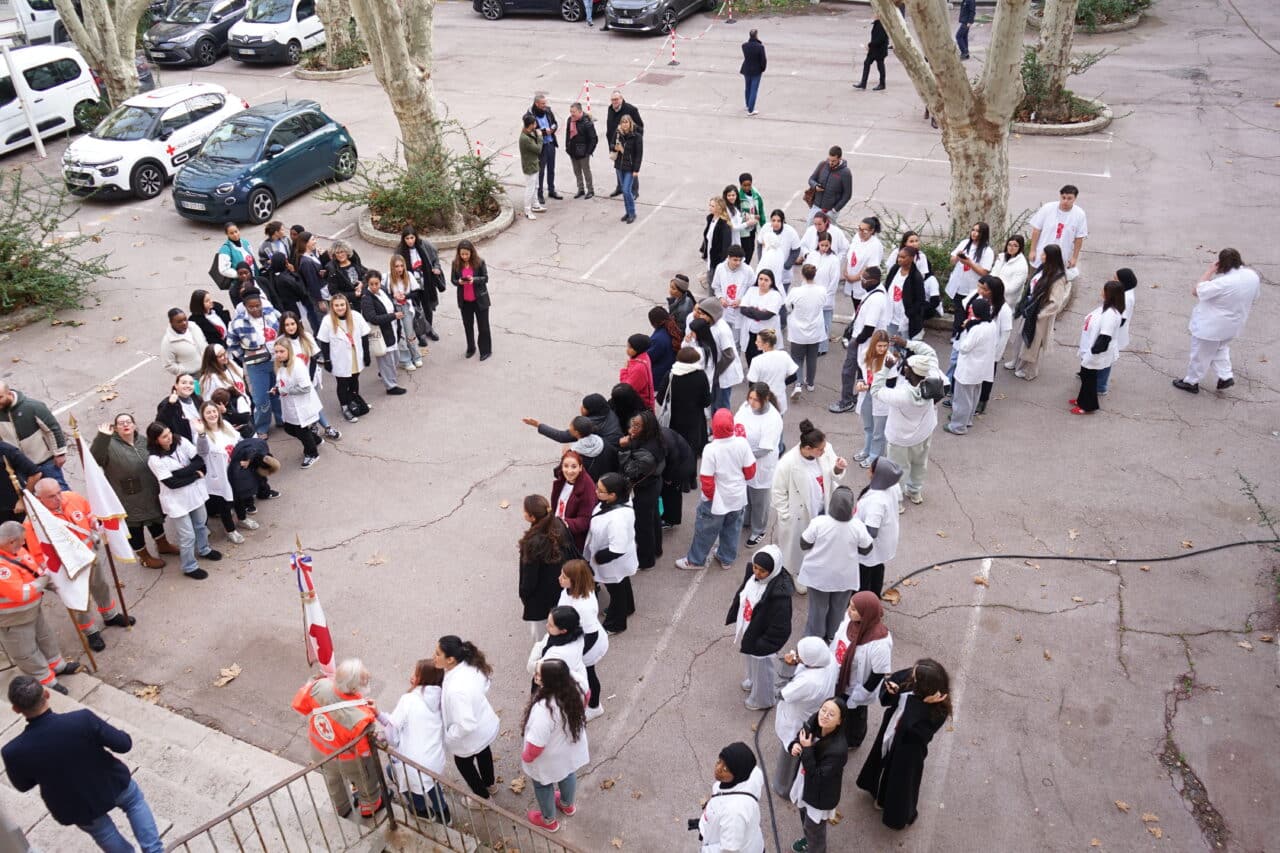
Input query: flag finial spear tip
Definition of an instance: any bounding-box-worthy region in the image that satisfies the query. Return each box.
[295,534,303,552]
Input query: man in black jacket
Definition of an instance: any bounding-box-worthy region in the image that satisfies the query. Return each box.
[2,675,163,851]
[605,91,644,200]
[739,29,767,115]
[530,93,562,204]
[564,102,598,199]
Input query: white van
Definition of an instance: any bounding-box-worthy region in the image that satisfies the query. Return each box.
[227,0,323,65]
[2,0,71,46]
[0,44,99,155]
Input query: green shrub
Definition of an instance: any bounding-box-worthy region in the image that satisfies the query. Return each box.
[1016,46,1106,124]
[300,19,368,70]
[0,172,116,316]
[1076,0,1149,30]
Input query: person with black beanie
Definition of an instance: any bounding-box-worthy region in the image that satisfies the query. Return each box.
[698,742,765,853]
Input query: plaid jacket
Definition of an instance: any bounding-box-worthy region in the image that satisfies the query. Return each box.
[226,303,281,362]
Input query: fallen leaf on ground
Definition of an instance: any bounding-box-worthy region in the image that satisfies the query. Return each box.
[213,663,241,687]
[936,530,948,538]
[1072,596,1084,602]
[1181,540,1194,549]
[1140,565,1151,572]
[365,553,387,566]
[1014,633,1023,642]
[1141,812,1159,822]
[499,499,510,509]
[509,776,526,794]
[111,316,123,321]
[1024,560,1040,569]
[1260,635,1274,643]
[611,838,623,848]
[600,778,616,790]
[1043,649,1053,661]
[134,684,161,702]
[1068,529,1079,540]
[902,578,918,586]
[631,790,643,799]
[1090,840,1101,848]
[881,589,901,605]
[1114,800,1130,813]
[113,336,128,344]
[1147,826,1163,839]
[99,392,118,402]
[750,722,758,732]
[1237,641,1253,651]
[973,575,989,587]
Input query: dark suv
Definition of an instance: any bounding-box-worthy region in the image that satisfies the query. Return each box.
[143,0,247,66]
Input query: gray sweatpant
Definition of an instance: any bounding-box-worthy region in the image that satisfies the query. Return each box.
[745,486,770,537]
[888,438,931,499]
[375,352,399,390]
[805,588,852,643]
[744,653,777,709]
[948,381,980,433]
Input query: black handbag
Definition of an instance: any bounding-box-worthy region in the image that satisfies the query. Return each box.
[208,253,235,291]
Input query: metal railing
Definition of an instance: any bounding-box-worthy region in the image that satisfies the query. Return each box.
[165,733,584,853]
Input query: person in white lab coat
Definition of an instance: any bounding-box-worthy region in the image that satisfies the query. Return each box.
[1072,280,1125,415]
[379,660,451,822]
[1173,248,1260,394]
[521,659,589,833]
[771,420,848,595]
[943,297,997,435]
[434,636,501,799]
[774,637,838,793]
[587,473,639,634]
[698,742,765,853]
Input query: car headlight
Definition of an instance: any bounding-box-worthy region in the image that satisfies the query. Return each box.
[642,2,658,11]
[216,182,235,194]
[100,166,119,177]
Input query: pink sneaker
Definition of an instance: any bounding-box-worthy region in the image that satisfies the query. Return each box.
[527,809,560,832]
[555,790,577,816]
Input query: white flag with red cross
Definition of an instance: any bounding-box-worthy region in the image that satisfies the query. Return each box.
[77,436,135,563]
[24,490,93,611]
[294,550,334,677]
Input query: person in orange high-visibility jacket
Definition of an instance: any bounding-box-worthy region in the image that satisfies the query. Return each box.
[292,659,383,818]
[23,479,136,654]
[0,520,81,693]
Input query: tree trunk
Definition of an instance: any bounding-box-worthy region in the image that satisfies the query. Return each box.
[941,124,1010,233]
[51,0,148,107]
[316,0,357,66]
[1038,0,1079,99]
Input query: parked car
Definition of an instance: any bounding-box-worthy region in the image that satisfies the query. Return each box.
[227,0,323,65]
[473,0,605,23]
[62,82,246,198]
[604,0,715,33]
[0,44,99,155]
[3,0,79,44]
[89,53,159,97]
[143,0,247,66]
[172,99,356,224]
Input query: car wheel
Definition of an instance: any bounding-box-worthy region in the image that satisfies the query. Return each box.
[480,0,503,20]
[53,22,68,43]
[248,188,275,224]
[560,0,582,22]
[702,0,717,10]
[286,39,302,64]
[333,146,358,181]
[73,99,105,133]
[131,161,166,200]
[195,38,217,67]
[660,7,678,32]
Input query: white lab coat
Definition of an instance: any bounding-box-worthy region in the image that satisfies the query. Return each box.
[1189,266,1260,342]
[440,663,500,758]
[698,766,765,853]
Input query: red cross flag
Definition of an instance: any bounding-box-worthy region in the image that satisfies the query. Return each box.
[24,490,93,611]
[293,549,334,677]
[77,436,135,563]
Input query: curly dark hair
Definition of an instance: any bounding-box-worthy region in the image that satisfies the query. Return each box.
[521,658,586,744]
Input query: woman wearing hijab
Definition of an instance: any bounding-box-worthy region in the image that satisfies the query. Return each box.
[266,252,307,319]
[698,742,766,853]
[550,450,597,554]
[771,420,848,595]
[609,383,647,435]
[521,659,589,833]
[580,393,624,448]
[856,659,952,830]
[833,591,892,748]
[668,275,697,333]
[525,606,589,698]
[618,410,666,569]
[558,559,608,721]
[943,296,996,435]
[854,458,902,597]
[799,486,873,643]
[1006,244,1069,380]
[586,473,638,634]
[734,383,784,548]
[519,495,576,639]
[774,637,838,793]
[725,545,793,711]
[789,698,849,853]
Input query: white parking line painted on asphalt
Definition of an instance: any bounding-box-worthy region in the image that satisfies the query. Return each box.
[53,354,157,416]
[256,85,286,99]
[580,183,685,280]
[318,223,354,241]
[276,68,295,78]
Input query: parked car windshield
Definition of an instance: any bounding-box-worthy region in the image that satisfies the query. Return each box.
[244,0,291,23]
[91,105,163,141]
[199,121,263,161]
[165,0,217,22]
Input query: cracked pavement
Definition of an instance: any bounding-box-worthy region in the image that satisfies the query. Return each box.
[1,0,1278,850]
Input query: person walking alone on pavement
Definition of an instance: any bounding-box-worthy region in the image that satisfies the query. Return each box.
[955,0,975,59]
[3,675,164,852]
[740,29,767,115]
[1172,248,1260,394]
[565,102,597,199]
[520,115,545,220]
[854,13,889,90]
[530,93,561,205]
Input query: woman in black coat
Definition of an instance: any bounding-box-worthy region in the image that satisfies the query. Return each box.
[617,410,665,570]
[887,245,929,340]
[789,699,849,852]
[518,495,577,638]
[323,241,367,301]
[658,425,694,527]
[856,659,952,830]
[266,252,308,319]
[451,240,492,360]
[188,289,230,347]
[701,197,734,278]
[667,347,712,464]
[397,225,445,345]
[725,546,792,710]
[855,14,889,90]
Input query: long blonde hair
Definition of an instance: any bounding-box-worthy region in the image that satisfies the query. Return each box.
[863,329,890,374]
[273,337,297,374]
[327,293,355,340]
[388,255,413,297]
[709,197,730,224]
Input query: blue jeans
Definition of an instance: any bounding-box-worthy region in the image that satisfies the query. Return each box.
[686,500,745,567]
[533,772,577,821]
[37,458,69,490]
[859,401,887,461]
[409,786,452,822]
[712,384,733,413]
[245,358,282,436]
[78,779,163,853]
[945,342,960,385]
[617,169,636,218]
[956,23,970,56]
[172,505,211,574]
[743,74,761,112]
[582,0,592,23]
[1096,364,1113,394]
[819,307,833,354]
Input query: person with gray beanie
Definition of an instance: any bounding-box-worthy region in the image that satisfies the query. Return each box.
[688,297,744,413]
[697,742,765,853]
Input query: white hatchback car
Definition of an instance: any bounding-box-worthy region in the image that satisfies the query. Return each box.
[0,45,100,156]
[61,82,248,199]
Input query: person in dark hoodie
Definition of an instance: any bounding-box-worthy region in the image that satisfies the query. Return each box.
[266,252,307,319]
[618,410,665,570]
[523,393,622,451]
[856,659,951,830]
[788,698,849,852]
[668,347,712,466]
[726,545,793,711]
[667,275,696,334]
[805,146,853,227]
[647,307,680,402]
[524,414,616,481]
[227,436,280,515]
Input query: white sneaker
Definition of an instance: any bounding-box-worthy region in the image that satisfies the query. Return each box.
[239,517,260,530]
[790,386,802,399]
[404,363,417,372]
[585,705,604,722]
[525,210,537,220]
[1003,360,1016,370]
[741,678,753,692]
[531,204,547,213]
[227,530,245,545]
[413,360,423,368]
[1014,369,1027,379]
[806,384,816,392]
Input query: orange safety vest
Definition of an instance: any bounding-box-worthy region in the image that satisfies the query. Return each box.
[291,677,375,760]
[0,547,44,616]
[24,491,95,558]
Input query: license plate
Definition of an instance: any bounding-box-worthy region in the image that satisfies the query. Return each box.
[66,174,92,186]
[150,51,166,58]
[179,200,207,211]
[618,16,632,22]
[238,48,255,55]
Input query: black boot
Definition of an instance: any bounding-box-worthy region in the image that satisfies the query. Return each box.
[975,400,987,415]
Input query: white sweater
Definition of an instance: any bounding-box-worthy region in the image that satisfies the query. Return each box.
[440,663,500,758]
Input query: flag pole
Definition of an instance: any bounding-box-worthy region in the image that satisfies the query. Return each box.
[295,534,313,668]
[4,458,98,674]
[69,416,130,627]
